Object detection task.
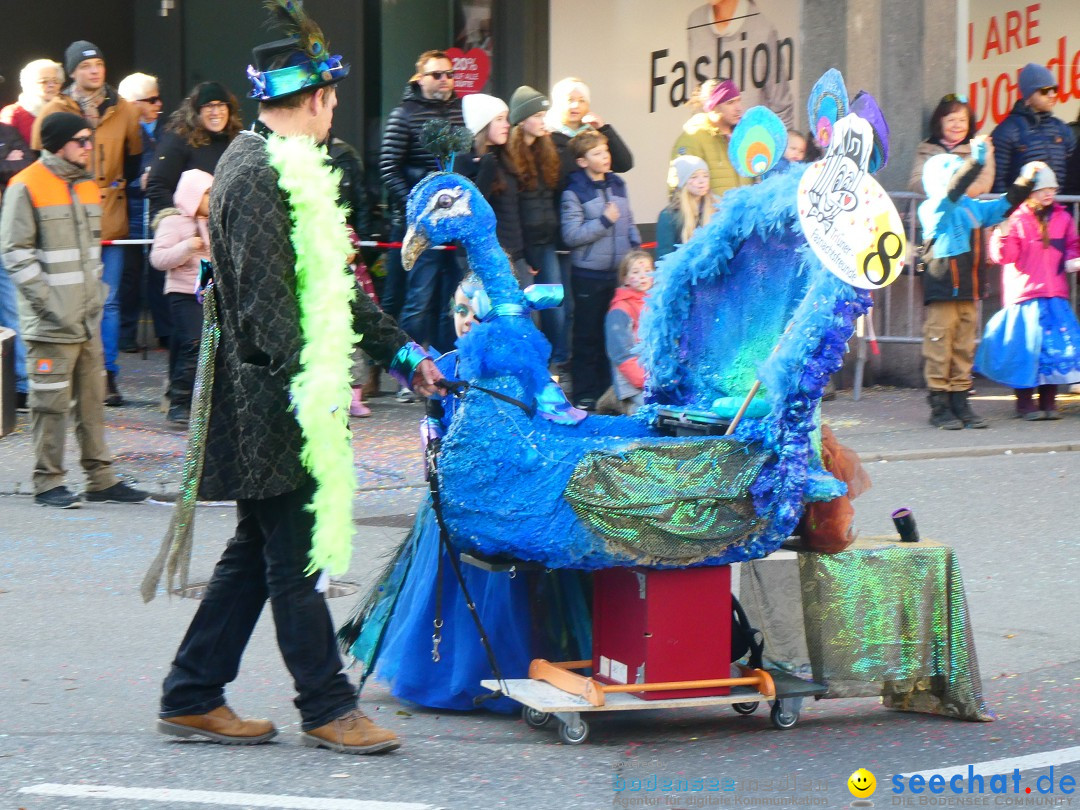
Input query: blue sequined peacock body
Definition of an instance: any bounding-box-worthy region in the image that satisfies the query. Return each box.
[403,151,868,570]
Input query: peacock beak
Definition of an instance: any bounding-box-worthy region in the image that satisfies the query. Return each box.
[401,225,430,271]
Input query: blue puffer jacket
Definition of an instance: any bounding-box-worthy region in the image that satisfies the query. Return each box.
[989,101,1075,193]
[560,169,641,279]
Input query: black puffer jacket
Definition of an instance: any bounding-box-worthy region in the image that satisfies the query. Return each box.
[989,100,1075,193]
[328,135,371,237]
[456,145,524,260]
[379,83,464,219]
[145,129,233,222]
[0,122,33,189]
[518,175,559,246]
[551,123,634,183]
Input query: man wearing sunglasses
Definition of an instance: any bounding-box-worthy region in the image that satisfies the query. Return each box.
[990,62,1075,194]
[0,111,148,509]
[378,50,465,400]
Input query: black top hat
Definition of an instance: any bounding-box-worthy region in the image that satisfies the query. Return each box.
[246,3,349,101]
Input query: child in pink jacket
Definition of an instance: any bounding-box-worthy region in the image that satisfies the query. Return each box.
[150,169,213,428]
[975,164,1080,419]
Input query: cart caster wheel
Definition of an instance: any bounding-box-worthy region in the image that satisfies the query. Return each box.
[770,701,799,730]
[558,718,589,745]
[522,707,552,729]
[732,701,759,716]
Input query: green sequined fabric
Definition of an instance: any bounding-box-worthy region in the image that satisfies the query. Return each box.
[140,283,220,602]
[563,438,773,566]
[740,537,994,722]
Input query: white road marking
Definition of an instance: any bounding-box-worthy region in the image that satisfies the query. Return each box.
[18,783,437,810]
[899,745,1080,779]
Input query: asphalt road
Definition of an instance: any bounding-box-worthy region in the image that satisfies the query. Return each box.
[3,446,1079,810]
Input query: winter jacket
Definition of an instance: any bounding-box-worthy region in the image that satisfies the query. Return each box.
[551,123,634,182]
[145,129,232,223]
[150,169,213,296]
[328,136,371,237]
[0,102,38,147]
[654,194,721,259]
[918,153,1031,303]
[518,175,559,247]
[127,119,161,240]
[560,169,641,278]
[0,152,105,343]
[908,139,993,198]
[989,100,1075,193]
[1065,119,1080,195]
[199,127,414,501]
[671,119,749,198]
[379,83,464,220]
[989,202,1080,307]
[32,89,142,241]
[456,145,525,260]
[0,123,34,190]
[605,285,646,399]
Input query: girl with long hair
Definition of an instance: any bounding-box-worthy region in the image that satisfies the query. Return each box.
[456,93,526,281]
[655,155,720,259]
[506,86,566,365]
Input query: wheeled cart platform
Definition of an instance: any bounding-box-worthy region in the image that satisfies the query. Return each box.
[483,667,826,744]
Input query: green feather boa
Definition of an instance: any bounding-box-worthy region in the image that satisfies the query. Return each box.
[266,134,358,575]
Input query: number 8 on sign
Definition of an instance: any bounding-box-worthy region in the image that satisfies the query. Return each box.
[798,114,905,290]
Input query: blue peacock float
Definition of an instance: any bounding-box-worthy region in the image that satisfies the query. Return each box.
[401,84,891,572]
[342,71,902,709]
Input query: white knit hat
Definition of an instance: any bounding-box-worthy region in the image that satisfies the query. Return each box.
[1023,162,1058,191]
[463,93,509,136]
[668,155,709,189]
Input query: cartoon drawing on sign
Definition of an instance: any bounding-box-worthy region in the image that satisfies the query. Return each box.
[797,73,905,291]
[803,118,871,234]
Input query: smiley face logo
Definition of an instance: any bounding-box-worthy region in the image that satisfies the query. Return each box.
[848,768,876,798]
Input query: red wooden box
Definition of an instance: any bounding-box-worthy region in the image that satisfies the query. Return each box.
[592,565,732,700]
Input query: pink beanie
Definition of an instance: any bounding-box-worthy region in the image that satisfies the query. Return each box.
[705,80,740,112]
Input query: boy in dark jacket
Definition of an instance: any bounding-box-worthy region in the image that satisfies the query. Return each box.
[560,130,641,409]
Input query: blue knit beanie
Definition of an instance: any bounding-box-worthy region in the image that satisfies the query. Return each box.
[1018,63,1055,100]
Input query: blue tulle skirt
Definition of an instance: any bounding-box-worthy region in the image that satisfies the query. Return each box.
[975,297,1080,388]
[372,499,532,713]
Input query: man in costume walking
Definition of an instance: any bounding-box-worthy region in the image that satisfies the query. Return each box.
[156,3,441,755]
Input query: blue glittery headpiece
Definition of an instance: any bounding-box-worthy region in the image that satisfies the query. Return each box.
[247,2,350,101]
[246,53,349,101]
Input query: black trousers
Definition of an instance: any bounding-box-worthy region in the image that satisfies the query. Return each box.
[159,480,357,730]
[167,293,203,410]
[120,246,171,347]
[571,273,616,402]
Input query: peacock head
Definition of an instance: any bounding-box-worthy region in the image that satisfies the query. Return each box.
[402,172,496,270]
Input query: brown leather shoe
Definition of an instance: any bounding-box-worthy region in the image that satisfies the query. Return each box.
[157,705,277,745]
[301,709,400,754]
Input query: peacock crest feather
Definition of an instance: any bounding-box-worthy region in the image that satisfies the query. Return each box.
[420,120,474,173]
[262,0,331,63]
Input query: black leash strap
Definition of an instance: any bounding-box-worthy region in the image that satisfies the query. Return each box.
[425,436,509,705]
[437,378,536,419]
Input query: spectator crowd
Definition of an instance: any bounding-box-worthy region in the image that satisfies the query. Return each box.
[1,40,1080,509]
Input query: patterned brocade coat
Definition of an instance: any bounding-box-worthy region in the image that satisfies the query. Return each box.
[199,128,411,501]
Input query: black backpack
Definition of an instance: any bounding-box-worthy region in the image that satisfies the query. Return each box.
[731,595,765,669]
